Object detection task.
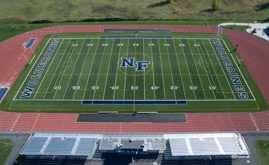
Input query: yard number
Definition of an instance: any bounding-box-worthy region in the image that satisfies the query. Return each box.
[151,86,159,90]
[72,86,80,90]
[91,86,99,90]
[117,43,124,47]
[164,43,170,47]
[131,86,138,90]
[170,86,179,90]
[110,86,119,90]
[86,43,93,47]
[189,86,198,90]
[209,86,217,90]
[54,86,61,90]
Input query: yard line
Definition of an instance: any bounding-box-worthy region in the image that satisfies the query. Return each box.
[171,39,186,99]
[92,39,109,100]
[179,39,197,98]
[208,39,236,99]
[42,39,77,99]
[55,37,220,40]
[133,38,138,101]
[45,73,227,76]
[194,40,217,99]
[33,39,65,99]
[221,39,256,100]
[102,39,116,100]
[157,39,167,100]
[14,38,52,100]
[123,39,130,100]
[186,39,207,98]
[150,39,156,100]
[164,38,176,100]
[19,98,254,102]
[73,40,93,99]
[54,52,218,56]
[82,39,102,99]
[50,40,80,99]
[112,39,123,100]
[143,39,146,100]
[61,40,86,99]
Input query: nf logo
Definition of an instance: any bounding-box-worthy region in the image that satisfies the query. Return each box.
[120,57,150,72]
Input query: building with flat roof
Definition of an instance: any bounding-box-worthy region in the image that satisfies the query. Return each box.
[19,132,249,164]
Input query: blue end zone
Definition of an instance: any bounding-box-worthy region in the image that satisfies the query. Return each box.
[82,100,187,105]
[0,87,9,103]
[25,38,36,48]
[100,36,172,39]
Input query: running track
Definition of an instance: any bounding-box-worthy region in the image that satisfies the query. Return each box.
[0,25,268,133]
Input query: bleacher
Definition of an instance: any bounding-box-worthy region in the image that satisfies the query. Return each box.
[17,133,248,165]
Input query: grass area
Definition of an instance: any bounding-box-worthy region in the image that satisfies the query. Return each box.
[224,25,251,31]
[0,139,12,165]
[0,0,268,23]
[1,32,267,113]
[255,140,269,165]
[0,20,225,43]
[0,24,51,42]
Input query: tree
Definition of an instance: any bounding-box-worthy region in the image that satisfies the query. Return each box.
[165,0,176,4]
[212,0,221,11]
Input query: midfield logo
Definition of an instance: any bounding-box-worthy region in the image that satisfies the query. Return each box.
[120,57,150,72]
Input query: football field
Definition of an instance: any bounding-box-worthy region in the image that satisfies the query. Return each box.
[14,33,255,106]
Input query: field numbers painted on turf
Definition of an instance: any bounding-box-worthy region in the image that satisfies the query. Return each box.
[72,86,80,90]
[131,86,139,90]
[151,86,159,90]
[194,44,200,47]
[133,43,139,47]
[164,43,170,47]
[101,43,108,47]
[234,85,245,92]
[148,43,155,47]
[213,39,251,100]
[170,86,179,90]
[54,86,61,90]
[91,86,99,90]
[71,43,78,47]
[189,86,198,90]
[117,43,124,47]
[179,44,185,47]
[86,43,93,47]
[209,86,217,90]
[238,92,249,99]
[110,86,119,90]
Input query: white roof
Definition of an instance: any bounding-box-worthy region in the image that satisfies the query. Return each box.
[20,133,101,158]
[20,132,249,158]
[166,133,248,156]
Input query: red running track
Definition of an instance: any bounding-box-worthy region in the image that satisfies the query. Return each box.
[0,110,269,133]
[0,25,268,133]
